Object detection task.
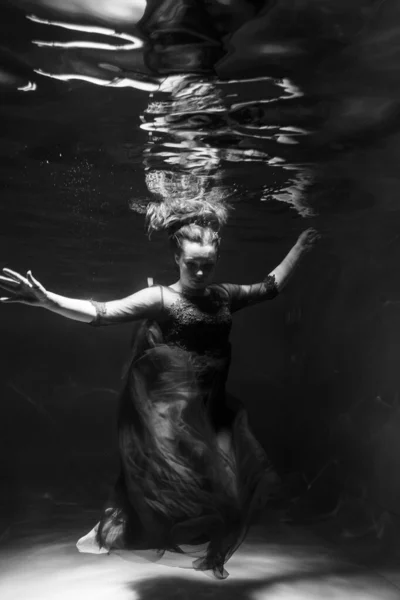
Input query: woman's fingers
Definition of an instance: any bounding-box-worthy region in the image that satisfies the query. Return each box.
[0,276,20,293]
[2,268,29,285]
[2,268,21,280]
[0,297,18,303]
[0,276,20,287]
[1,269,45,302]
[0,282,19,294]
[27,270,42,289]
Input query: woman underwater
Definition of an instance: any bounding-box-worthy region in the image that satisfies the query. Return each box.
[0,200,317,579]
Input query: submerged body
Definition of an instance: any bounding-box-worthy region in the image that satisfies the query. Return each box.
[79,279,279,579]
[0,223,316,579]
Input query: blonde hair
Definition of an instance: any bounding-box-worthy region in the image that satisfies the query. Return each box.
[146,196,229,256]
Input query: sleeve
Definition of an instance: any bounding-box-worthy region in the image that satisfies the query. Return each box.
[88,285,163,326]
[214,274,279,313]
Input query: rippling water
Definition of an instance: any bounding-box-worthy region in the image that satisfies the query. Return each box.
[2,0,400,596]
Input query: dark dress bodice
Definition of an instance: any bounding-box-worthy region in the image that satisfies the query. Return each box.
[159,285,232,358]
[156,286,238,431]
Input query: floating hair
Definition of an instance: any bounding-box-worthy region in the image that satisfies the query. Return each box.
[145,198,230,238]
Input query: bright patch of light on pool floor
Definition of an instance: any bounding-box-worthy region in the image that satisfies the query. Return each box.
[0,524,399,600]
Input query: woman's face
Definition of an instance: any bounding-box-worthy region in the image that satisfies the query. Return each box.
[175,240,218,290]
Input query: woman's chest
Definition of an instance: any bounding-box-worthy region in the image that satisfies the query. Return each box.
[159,293,232,352]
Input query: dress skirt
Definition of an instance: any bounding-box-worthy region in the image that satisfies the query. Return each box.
[77,319,277,579]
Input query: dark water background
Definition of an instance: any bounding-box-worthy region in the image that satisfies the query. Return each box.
[2,0,400,566]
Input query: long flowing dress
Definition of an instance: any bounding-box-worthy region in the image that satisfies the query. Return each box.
[77,277,279,579]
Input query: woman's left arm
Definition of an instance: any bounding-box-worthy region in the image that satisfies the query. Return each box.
[217,228,318,312]
[270,228,318,292]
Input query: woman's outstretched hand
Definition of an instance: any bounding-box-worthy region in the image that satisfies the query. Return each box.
[297,228,320,251]
[0,268,49,306]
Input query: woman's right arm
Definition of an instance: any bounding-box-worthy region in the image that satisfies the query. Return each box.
[0,268,163,325]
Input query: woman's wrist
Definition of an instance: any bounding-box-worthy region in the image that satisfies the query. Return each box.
[295,239,309,255]
[41,290,56,310]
